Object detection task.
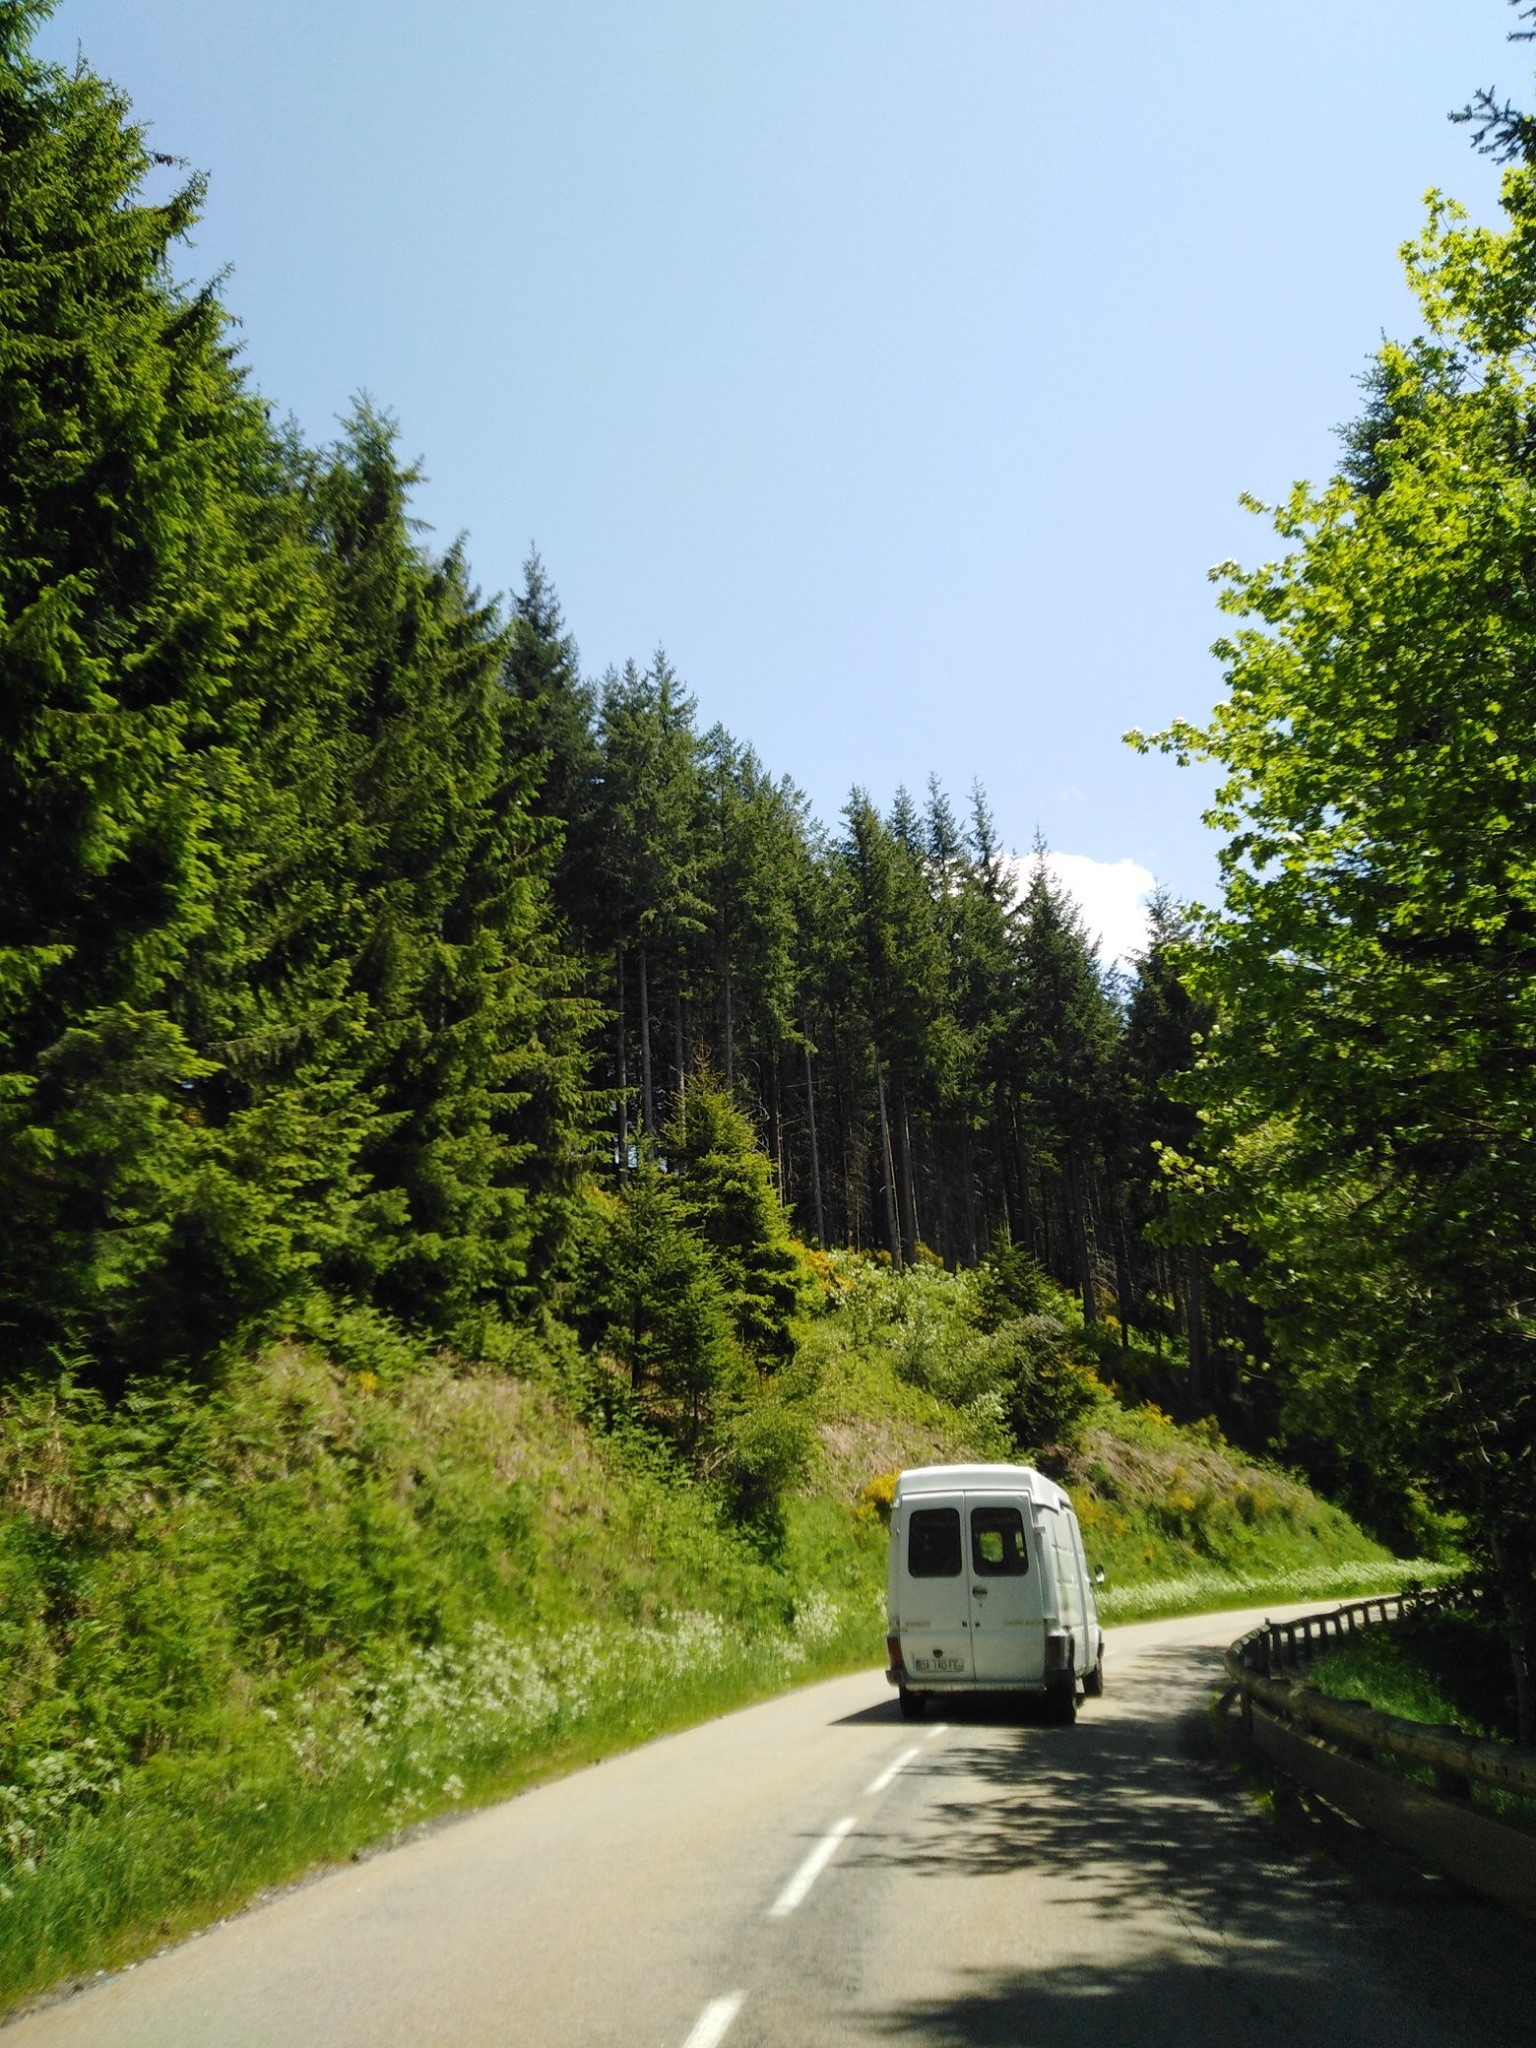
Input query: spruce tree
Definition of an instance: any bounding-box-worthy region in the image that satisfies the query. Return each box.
[596,1166,739,1437]
[0,11,364,1378]
[663,1074,810,1364]
[592,655,708,1138]
[1114,892,1213,1364]
[504,550,598,933]
[840,792,953,1263]
[1011,850,1116,1321]
[306,408,590,1340]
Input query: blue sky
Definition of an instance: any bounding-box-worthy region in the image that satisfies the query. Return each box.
[36,1,1516,943]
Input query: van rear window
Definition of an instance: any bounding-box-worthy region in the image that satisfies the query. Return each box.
[970,1505,1028,1576]
[907,1507,962,1577]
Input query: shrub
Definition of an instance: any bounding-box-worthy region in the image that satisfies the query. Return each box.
[713,1397,814,1540]
[994,1317,1106,1453]
[973,1239,1051,1329]
[592,1166,741,1439]
[855,1471,899,1523]
[663,1077,814,1364]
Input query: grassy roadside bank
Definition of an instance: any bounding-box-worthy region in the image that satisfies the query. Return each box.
[0,1592,882,2012]
[1096,1560,1454,1628]
[0,1259,1437,2013]
[1307,1605,1516,1745]
[2,1563,1445,2025]
[0,1345,881,2011]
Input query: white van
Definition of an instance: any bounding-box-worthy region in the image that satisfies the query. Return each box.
[884,1463,1104,1721]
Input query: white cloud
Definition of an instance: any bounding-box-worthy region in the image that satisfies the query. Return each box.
[1002,850,1156,969]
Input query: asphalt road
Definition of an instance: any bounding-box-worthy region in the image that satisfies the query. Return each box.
[6,1603,1535,2047]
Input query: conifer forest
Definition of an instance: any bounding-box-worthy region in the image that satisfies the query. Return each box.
[0,9,1219,1400]
[8,0,1536,1796]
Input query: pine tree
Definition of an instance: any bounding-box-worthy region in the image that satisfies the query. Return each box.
[504,550,597,932]
[1114,892,1214,1366]
[926,781,1015,1261]
[0,13,365,1378]
[1011,849,1117,1320]
[840,793,954,1263]
[596,1167,740,1438]
[663,1073,810,1364]
[697,731,804,1095]
[591,654,708,1140]
[306,407,589,1339]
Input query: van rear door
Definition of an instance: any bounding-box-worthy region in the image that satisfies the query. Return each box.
[965,1493,1043,1683]
[1039,1503,1088,1675]
[897,1492,973,1682]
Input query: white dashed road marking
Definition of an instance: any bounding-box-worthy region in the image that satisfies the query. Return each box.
[768,1816,857,1918]
[680,1990,744,2048]
[864,1745,921,1795]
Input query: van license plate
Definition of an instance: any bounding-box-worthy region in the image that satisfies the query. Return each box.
[912,1656,965,1673]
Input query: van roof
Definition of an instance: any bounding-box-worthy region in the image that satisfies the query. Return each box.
[891,1462,1069,1508]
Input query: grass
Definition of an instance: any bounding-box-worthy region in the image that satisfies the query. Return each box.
[796,1251,1417,1626]
[1303,1608,1536,1832]
[1094,1559,1452,1625]
[0,1345,888,2013]
[1307,1609,1516,1742]
[0,1254,1426,2013]
[0,1595,880,2008]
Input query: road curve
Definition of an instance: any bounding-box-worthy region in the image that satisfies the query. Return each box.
[5,1603,1534,2047]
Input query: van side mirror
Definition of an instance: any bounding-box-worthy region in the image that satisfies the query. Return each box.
[1093,1565,1106,1585]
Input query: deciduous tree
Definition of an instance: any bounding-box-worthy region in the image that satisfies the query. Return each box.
[1135,87,1536,1733]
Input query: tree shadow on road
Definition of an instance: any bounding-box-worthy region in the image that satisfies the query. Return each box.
[848,1639,1536,2047]
[857,1948,1535,2048]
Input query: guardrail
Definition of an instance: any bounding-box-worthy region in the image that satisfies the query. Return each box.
[1223,1591,1536,1912]
[1225,1589,1536,1804]
[1236,1586,1444,1679]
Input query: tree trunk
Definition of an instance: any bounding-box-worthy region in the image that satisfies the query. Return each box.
[996,1109,1022,1247]
[1170,1254,1183,1359]
[673,983,686,1111]
[1067,1150,1097,1325]
[616,944,629,1180]
[829,1006,853,1246]
[1185,1247,1207,1404]
[769,1054,785,1195]
[898,1094,919,1265]
[961,1125,978,1266]
[804,1034,825,1245]
[1112,1204,1133,1348]
[722,957,735,1087]
[933,1134,951,1268]
[875,1053,902,1268]
[1010,1102,1036,1260]
[1491,1521,1536,1748]
[639,944,655,1140]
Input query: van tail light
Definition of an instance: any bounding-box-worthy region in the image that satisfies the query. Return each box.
[1043,1629,1070,1673]
[886,1633,905,1676]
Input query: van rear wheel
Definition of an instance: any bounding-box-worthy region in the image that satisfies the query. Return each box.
[1082,1656,1104,1699]
[898,1685,927,1721]
[1044,1678,1077,1724]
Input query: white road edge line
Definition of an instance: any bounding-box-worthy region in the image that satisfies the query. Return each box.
[768,1816,857,1918]
[865,1744,921,1796]
[680,1990,745,2048]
